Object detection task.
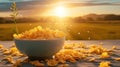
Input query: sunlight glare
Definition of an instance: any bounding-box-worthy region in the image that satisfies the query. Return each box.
[54,6,67,17]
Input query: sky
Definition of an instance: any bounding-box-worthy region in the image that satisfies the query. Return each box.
[0,0,120,17]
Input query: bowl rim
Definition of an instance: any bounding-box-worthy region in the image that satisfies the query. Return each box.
[14,37,65,41]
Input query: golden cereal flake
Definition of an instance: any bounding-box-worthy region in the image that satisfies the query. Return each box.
[55,49,86,63]
[114,58,120,61]
[2,48,8,52]
[63,43,86,49]
[58,59,66,64]
[9,47,23,56]
[11,44,16,47]
[3,56,15,64]
[63,43,74,49]
[3,50,10,55]
[100,52,110,58]
[13,26,65,40]
[10,47,18,53]
[89,45,107,54]
[0,44,3,49]
[30,60,44,67]
[99,61,111,67]
[1,46,23,56]
[13,59,22,67]
[46,59,58,66]
[112,46,117,50]
[78,42,86,48]
[88,58,96,62]
[58,64,69,67]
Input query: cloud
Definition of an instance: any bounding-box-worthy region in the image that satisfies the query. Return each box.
[63,2,120,8]
[0,0,57,12]
[0,0,120,17]
[0,0,120,12]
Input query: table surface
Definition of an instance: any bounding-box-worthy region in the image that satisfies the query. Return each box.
[0,40,120,67]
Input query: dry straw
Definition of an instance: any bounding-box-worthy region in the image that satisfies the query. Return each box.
[10,2,19,34]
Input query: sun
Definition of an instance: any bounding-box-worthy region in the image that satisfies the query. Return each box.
[54,6,67,17]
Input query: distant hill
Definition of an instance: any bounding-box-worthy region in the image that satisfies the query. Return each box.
[82,14,120,21]
[0,14,120,24]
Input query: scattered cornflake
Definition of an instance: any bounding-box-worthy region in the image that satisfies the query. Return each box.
[89,45,108,54]
[0,41,119,67]
[63,43,74,49]
[58,64,69,67]
[99,61,111,67]
[88,58,96,62]
[46,59,58,66]
[100,52,110,59]
[63,42,86,49]
[13,59,22,67]
[22,58,29,63]
[107,49,113,52]
[11,44,16,47]
[9,47,22,56]
[0,44,3,49]
[114,58,120,61]
[112,46,117,50]
[3,50,10,55]
[3,55,15,64]
[2,48,8,52]
[79,42,86,48]
[2,47,24,56]
[30,60,44,67]
[55,49,87,63]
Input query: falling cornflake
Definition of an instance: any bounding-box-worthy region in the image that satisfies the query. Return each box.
[78,32,80,35]
[70,25,72,27]
[88,37,91,40]
[68,30,70,32]
[87,31,90,33]
[29,24,32,26]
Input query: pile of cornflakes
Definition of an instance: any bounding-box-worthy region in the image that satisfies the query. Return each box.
[0,42,119,67]
[13,26,65,40]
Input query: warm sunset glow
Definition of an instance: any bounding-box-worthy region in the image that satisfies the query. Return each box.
[54,6,67,17]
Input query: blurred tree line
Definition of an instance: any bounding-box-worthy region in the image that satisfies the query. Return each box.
[0,14,120,24]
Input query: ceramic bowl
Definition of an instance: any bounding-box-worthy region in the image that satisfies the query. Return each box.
[14,37,65,60]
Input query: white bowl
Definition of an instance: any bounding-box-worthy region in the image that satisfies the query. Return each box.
[14,37,65,60]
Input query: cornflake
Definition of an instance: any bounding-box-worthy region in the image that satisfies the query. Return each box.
[63,43,86,49]
[58,64,69,67]
[3,55,15,64]
[88,58,96,62]
[114,58,120,61]
[55,49,87,63]
[112,46,117,50]
[30,60,44,67]
[13,59,22,67]
[0,44,3,48]
[46,59,58,66]
[99,61,111,67]
[89,45,107,54]
[63,43,74,49]
[100,52,110,58]
[3,47,23,56]
[13,26,65,40]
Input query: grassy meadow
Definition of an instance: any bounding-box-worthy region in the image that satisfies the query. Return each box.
[0,21,120,41]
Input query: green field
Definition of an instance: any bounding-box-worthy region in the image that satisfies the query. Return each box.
[0,21,120,40]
